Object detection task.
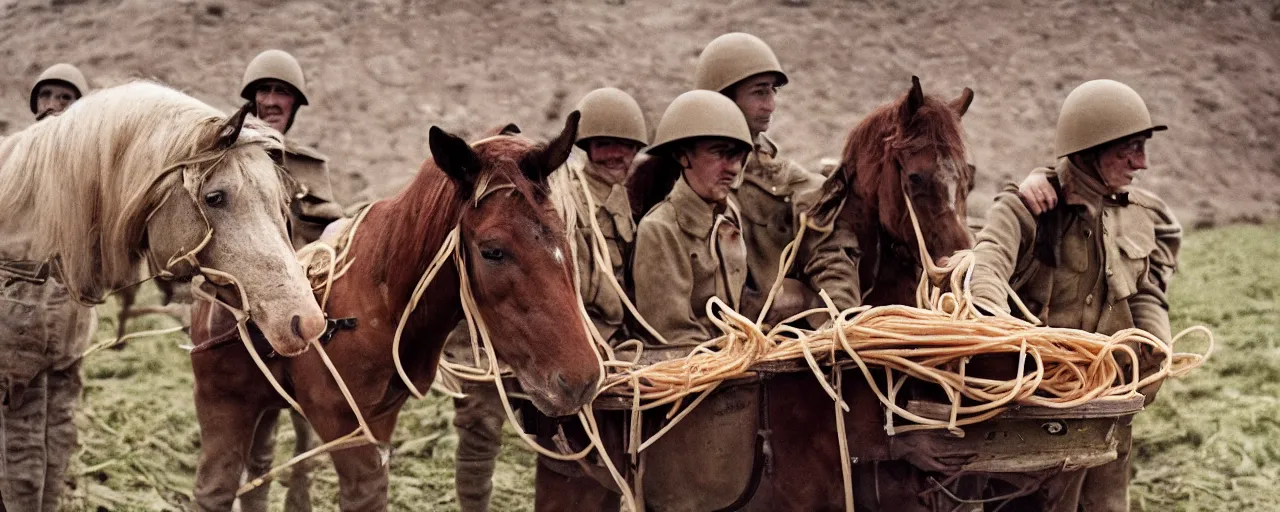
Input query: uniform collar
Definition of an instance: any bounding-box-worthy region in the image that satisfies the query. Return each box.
[754,132,779,159]
[671,176,736,239]
[1060,158,1127,216]
[581,161,634,223]
[582,161,621,203]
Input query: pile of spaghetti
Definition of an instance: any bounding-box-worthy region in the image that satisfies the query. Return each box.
[591,231,1213,437]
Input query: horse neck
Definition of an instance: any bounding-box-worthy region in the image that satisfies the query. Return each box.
[361,169,468,321]
[851,206,922,307]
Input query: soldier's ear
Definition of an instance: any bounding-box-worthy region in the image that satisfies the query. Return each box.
[429,126,482,196]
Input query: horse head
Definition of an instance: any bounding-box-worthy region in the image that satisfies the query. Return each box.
[430,112,600,417]
[827,76,976,268]
[143,100,326,357]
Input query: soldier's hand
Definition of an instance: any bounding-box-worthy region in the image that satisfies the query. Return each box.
[1017,172,1057,215]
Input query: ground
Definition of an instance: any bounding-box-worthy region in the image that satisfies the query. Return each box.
[2,0,1277,510]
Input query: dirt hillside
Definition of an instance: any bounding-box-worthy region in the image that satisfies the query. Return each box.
[2,0,1278,227]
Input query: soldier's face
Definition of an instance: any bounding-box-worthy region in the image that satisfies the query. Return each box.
[35,83,78,119]
[680,139,748,203]
[1098,134,1150,191]
[254,80,297,134]
[730,74,779,136]
[585,137,640,184]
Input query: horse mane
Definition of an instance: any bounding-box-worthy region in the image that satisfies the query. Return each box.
[0,81,283,298]
[837,89,968,238]
[625,152,682,222]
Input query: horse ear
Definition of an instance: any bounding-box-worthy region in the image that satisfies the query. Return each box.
[951,87,974,117]
[214,102,254,150]
[429,126,482,193]
[902,75,925,121]
[523,111,580,182]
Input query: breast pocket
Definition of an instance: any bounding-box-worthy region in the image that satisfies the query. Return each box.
[1107,209,1157,302]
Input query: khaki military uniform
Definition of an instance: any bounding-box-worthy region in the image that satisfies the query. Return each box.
[635,176,748,345]
[278,140,345,250]
[970,160,1180,511]
[733,134,825,315]
[793,178,864,314]
[568,160,636,344]
[1,231,96,512]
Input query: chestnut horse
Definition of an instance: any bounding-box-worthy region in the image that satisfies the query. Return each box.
[533,77,976,511]
[189,114,601,512]
[744,76,976,512]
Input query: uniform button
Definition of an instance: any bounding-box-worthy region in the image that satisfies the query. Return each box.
[1085,294,1094,305]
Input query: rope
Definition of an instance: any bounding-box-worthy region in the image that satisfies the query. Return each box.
[225,159,1213,510]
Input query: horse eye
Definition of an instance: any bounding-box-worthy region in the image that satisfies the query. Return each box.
[907,173,925,186]
[480,247,505,262]
[204,191,227,208]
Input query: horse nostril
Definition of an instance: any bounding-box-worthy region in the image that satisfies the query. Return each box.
[291,315,303,339]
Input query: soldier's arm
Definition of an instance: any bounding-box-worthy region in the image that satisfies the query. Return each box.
[970,191,1038,315]
[634,219,711,345]
[800,207,862,311]
[1129,197,1182,343]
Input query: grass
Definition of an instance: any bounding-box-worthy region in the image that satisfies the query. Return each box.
[57,224,1280,511]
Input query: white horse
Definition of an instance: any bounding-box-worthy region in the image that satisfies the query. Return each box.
[0,81,326,354]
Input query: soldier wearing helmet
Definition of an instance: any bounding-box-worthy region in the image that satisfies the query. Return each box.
[970,80,1180,511]
[694,32,829,322]
[444,88,649,512]
[1,62,97,512]
[219,49,344,512]
[633,90,753,344]
[29,63,88,121]
[239,49,345,248]
[566,87,649,345]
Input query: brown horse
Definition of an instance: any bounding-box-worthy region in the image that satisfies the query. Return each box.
[743,76,976,512]
[189,115,602,512]
[532,76,976,511]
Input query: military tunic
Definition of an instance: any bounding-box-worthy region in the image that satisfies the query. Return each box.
[568,160,636,344]
[635,176,748,345]
[278,140,345,249]
[733,134,824,306]
[970,159,1180,512]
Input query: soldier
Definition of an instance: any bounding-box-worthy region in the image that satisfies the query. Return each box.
[29,63,88,121]
[633,90,753,344]
[694,32,832,321]
[1,63,95,512]
[240,49,345,247]
[969,79,1180,511]
[227,49,345,512]
[448,88,649,512]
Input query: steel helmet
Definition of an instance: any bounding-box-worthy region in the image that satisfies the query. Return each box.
[29,63,88,114]
[1056,79,1166,157]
